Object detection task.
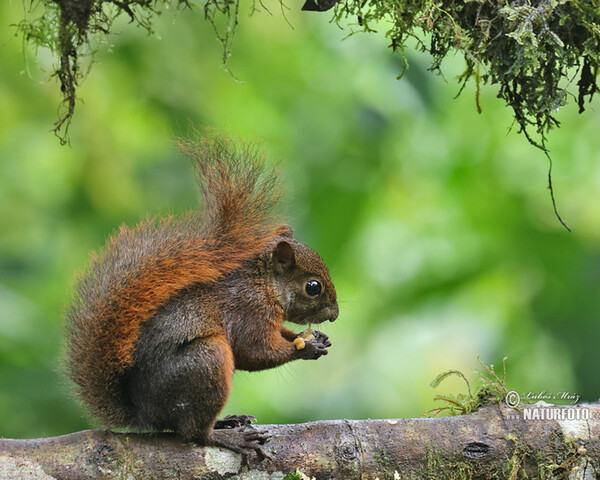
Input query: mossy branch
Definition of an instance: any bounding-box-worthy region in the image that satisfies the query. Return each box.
[1,404,599,479]
[336,0,600,146]
[14,0,600,148]
[15,0,191,145]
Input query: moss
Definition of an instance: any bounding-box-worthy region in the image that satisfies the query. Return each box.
[425,357,509,417]
[502,432,585,479]
[332,0,600,229]
[420,357,589,478]
[283,470,315,480]
[283,472,303,480]
[335,0,600,148]
[15,0,600,157]
[418,446,476,480]
[15,0,190,144]
[374,449,391,471]
[409,432,583,479]
[413,419,584,479]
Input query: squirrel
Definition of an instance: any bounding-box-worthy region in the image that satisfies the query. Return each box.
[64,135,339,458]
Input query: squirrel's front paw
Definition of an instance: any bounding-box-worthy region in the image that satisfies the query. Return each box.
[297,337,330,360]
[311,330,331,348]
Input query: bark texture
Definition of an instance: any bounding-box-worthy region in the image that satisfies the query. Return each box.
[1,404,599,479]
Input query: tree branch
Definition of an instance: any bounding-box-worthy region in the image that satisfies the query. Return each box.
[1,404,599,479]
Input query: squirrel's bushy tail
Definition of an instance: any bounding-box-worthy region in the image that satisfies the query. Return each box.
[65,135,281,427]
[184,135,281,241]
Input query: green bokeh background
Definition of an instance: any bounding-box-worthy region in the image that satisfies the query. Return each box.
[1,1,599,439]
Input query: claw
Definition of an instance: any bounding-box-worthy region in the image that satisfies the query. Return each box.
[208,427,271,463]
[312,330,332,348]
[241,429,270,444]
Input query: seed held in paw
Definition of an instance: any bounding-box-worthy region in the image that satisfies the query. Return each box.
[294,324,316,350]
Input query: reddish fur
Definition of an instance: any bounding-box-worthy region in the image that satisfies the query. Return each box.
[213,333,235,395]
[65,136,284,426]
[98,234,276,371]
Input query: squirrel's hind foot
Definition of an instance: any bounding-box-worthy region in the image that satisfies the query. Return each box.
[214,414,256,429]
[209,428,271,462]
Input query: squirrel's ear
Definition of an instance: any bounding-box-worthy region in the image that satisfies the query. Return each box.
[275,224,293,238]
[273,241,296,273]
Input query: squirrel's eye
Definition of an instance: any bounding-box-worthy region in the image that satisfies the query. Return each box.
[304,280,322,297]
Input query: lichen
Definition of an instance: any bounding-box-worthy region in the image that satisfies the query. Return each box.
[0,456,56,480]
[204,446,242,475]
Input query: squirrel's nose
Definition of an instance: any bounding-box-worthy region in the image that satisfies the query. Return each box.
[328,304,339,322]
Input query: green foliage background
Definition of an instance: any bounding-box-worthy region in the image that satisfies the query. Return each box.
[1,1,600,438]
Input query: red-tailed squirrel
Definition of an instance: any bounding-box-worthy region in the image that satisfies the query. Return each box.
[65,135,338,458]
